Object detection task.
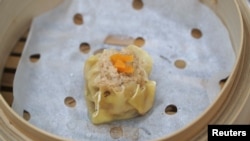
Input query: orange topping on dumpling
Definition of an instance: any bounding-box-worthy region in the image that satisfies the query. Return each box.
[110,53,134,74]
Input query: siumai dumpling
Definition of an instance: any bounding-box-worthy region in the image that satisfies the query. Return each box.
[84,45,156,124]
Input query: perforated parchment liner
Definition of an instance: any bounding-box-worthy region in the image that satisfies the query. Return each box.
[12,0,235,140]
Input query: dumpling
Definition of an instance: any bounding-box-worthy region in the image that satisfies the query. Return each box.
[84,45,156,124]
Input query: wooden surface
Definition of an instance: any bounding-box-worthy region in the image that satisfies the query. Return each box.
[0,0,249,141]
[0,30,28,106]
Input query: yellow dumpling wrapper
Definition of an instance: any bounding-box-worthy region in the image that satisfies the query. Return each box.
[84,45,156,124]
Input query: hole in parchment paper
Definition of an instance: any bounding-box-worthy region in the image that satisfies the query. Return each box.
[174,59,186,69]
[132,0,143,10]
[110,127,123,139]
[104,35,134,47]
[165,104,177,115]
[23,110,31,121]
[93,48,105,55]
[219,76,228,89]
[134,37,145,47]
[191,28,202,39]
[210,0,218,4]
[80,42,90,53]
[73,13,83,25]
[64,96,76,107]
[29,54,40,63]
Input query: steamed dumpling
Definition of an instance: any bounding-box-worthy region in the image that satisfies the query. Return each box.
[84,45,156,124]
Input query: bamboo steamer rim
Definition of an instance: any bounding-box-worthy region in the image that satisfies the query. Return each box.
[0,0,250,141]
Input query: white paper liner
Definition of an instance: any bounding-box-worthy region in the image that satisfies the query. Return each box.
[12,0,235,140]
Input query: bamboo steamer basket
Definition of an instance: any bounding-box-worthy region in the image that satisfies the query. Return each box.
[0,0,250,140]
